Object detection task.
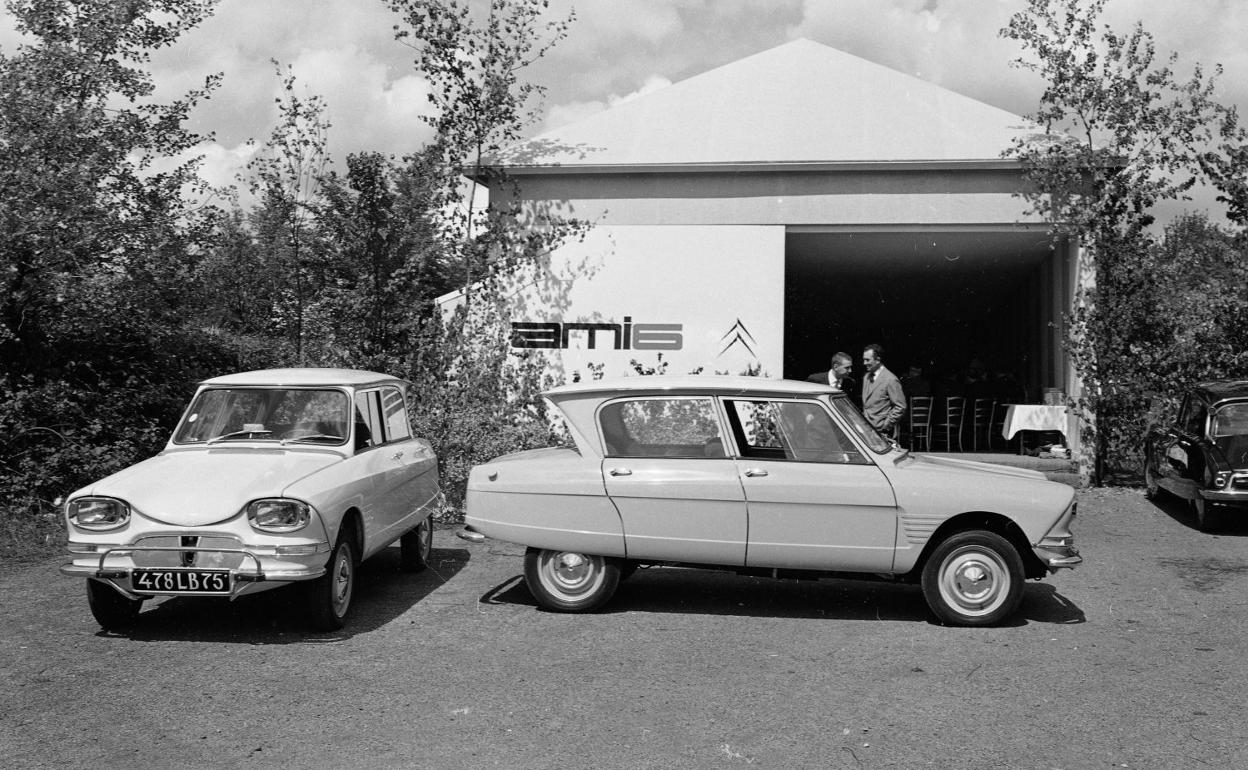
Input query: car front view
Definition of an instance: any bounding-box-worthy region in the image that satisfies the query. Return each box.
[61,368,441,631]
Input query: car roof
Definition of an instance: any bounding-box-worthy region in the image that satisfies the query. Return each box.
[546,375,840,399]
[200,368,406,388]
[1193,380,1248,404]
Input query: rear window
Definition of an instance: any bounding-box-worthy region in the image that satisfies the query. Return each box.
[599,398,725,458]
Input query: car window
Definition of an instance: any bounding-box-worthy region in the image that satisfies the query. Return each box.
[1180,397,1207,437]
[173,388,349,445]
[599,398,725,458]
[726,399,869,464]
[354,390,386,450]
[1212,403,1248,438]
[381,385,410,441]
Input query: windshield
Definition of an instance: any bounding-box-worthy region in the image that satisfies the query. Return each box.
[1212,402,1248,438]
[173,388,351,446]
[829,396,893,454]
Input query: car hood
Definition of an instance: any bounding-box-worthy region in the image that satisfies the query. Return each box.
[76,448,342,527]
[902,452,1048,481]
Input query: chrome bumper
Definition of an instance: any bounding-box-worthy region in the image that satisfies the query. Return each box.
[1033,544,1082,571]
[60,544,329,601]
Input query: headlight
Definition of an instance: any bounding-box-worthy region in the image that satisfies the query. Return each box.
[67,497,131,531]
[247,499,313,533]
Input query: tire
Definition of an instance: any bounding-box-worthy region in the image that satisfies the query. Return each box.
[400,515,433,572]
[523,547,621,612]
[921,531,1025,627]
[1192,496,1218,532]
[1143,450,1161,501]
[86,579,142,630]
[307,529,357,631]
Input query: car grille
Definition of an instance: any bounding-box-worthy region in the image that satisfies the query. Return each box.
[1232,473,1248,491]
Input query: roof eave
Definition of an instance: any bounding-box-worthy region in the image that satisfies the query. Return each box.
[472,158,1027,181]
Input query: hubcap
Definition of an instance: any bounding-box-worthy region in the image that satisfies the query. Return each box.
[939,547,1008,617]
[331,546,353,615]
[541,551,602,598]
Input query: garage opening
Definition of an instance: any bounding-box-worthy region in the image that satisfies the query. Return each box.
[783,227,1072,406]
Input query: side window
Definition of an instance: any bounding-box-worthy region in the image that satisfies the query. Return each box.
[1180,397,1207,437]
[353,390,385,450]
[599,398,725,458]
[727,399,867,464]
[381,386,410,441]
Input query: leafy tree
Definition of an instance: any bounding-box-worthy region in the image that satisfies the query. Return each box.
[0,0,227,543]
[383,0,575,295]
[383,0,588,512]
[244,61,332,365]
[1001,0,1243,481]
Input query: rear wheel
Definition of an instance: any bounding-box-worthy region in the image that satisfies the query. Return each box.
[400,515,433,572]
[524,548,621,612]
[86,579,142,630]
[921,531,1025,626]
[306,529,356,631]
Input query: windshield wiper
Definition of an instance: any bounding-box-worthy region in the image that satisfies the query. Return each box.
[281,434,344,445]
[206,429,275,445]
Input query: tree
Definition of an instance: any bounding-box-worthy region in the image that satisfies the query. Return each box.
[1001,0,1242,481]
[383,0,575,295]
[0,0,228,533]
[244,61,332,365]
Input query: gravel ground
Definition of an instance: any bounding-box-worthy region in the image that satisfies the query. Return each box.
[2,485,1247,769]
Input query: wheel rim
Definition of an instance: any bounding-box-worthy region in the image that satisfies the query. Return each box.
[419,519,433,561]
[937,545,1011,618]
[330,544,353,616]
[537,551,605,601]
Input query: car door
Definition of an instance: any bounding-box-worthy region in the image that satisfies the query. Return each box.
[352,386,434,552]
[600,396,748,565]
[723,398,898,572]
[1158,395,1206,500]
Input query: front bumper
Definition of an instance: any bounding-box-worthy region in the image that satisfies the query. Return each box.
[60,541,331,601]
[1032,543,1082,570]
[1199,489,1248,505]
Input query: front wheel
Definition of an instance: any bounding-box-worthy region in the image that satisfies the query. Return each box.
[921,531,1025,626]
[524,548,621,612]
[1143,448,1161,501]
[87,579,143,630]
[399,515,433,572]
[1192,496,1219,532]
[306,532,356,631]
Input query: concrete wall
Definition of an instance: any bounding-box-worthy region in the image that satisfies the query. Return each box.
[495,224,786,382]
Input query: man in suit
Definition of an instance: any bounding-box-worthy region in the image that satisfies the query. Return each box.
[807,351,858,407]
[861,343,906,438]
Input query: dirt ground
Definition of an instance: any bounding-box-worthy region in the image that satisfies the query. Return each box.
[2,485,1247,769]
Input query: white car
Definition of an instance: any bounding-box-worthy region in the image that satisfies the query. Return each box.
[60,368,441,631]
[463,376,1081,626]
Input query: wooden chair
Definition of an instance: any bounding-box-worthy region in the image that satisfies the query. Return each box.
[970,398,995,451]
[990,401,1009,452]
[907,396,933,451]
[932,396,966,452]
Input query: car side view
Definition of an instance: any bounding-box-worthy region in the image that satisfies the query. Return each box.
[60,368,441,631]
[1144,380,1248,531]
[462,376,1081,626]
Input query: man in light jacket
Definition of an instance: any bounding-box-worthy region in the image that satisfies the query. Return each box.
[861,343,906,438]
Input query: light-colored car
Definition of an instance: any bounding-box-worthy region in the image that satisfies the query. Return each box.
[463,376,1081,626]
[61,368,441,631]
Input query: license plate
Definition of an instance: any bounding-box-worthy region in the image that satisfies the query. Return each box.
[132,569,231,595]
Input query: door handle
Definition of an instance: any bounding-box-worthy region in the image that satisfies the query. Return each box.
[609,468,632,476]
[744,468,768,477]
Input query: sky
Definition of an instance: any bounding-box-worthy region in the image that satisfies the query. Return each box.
[2,0,1246,221]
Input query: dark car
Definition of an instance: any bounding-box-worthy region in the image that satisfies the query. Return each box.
[1144,380,1248,530]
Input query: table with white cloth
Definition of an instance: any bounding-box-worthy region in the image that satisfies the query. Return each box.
[1001,404,1068,446]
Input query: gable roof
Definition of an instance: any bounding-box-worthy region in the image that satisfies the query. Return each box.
[497,38,1038,171]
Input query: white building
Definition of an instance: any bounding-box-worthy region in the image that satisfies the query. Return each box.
[450,39,1080,445]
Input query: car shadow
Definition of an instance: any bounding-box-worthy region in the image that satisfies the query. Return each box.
[481,567,1084,626]
[1150,491,1248,536]
[105,545,469,643]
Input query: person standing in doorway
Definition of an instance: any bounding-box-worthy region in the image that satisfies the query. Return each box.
[861,343,906,438]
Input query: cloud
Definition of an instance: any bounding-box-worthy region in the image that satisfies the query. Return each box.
[543,74,673,130]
